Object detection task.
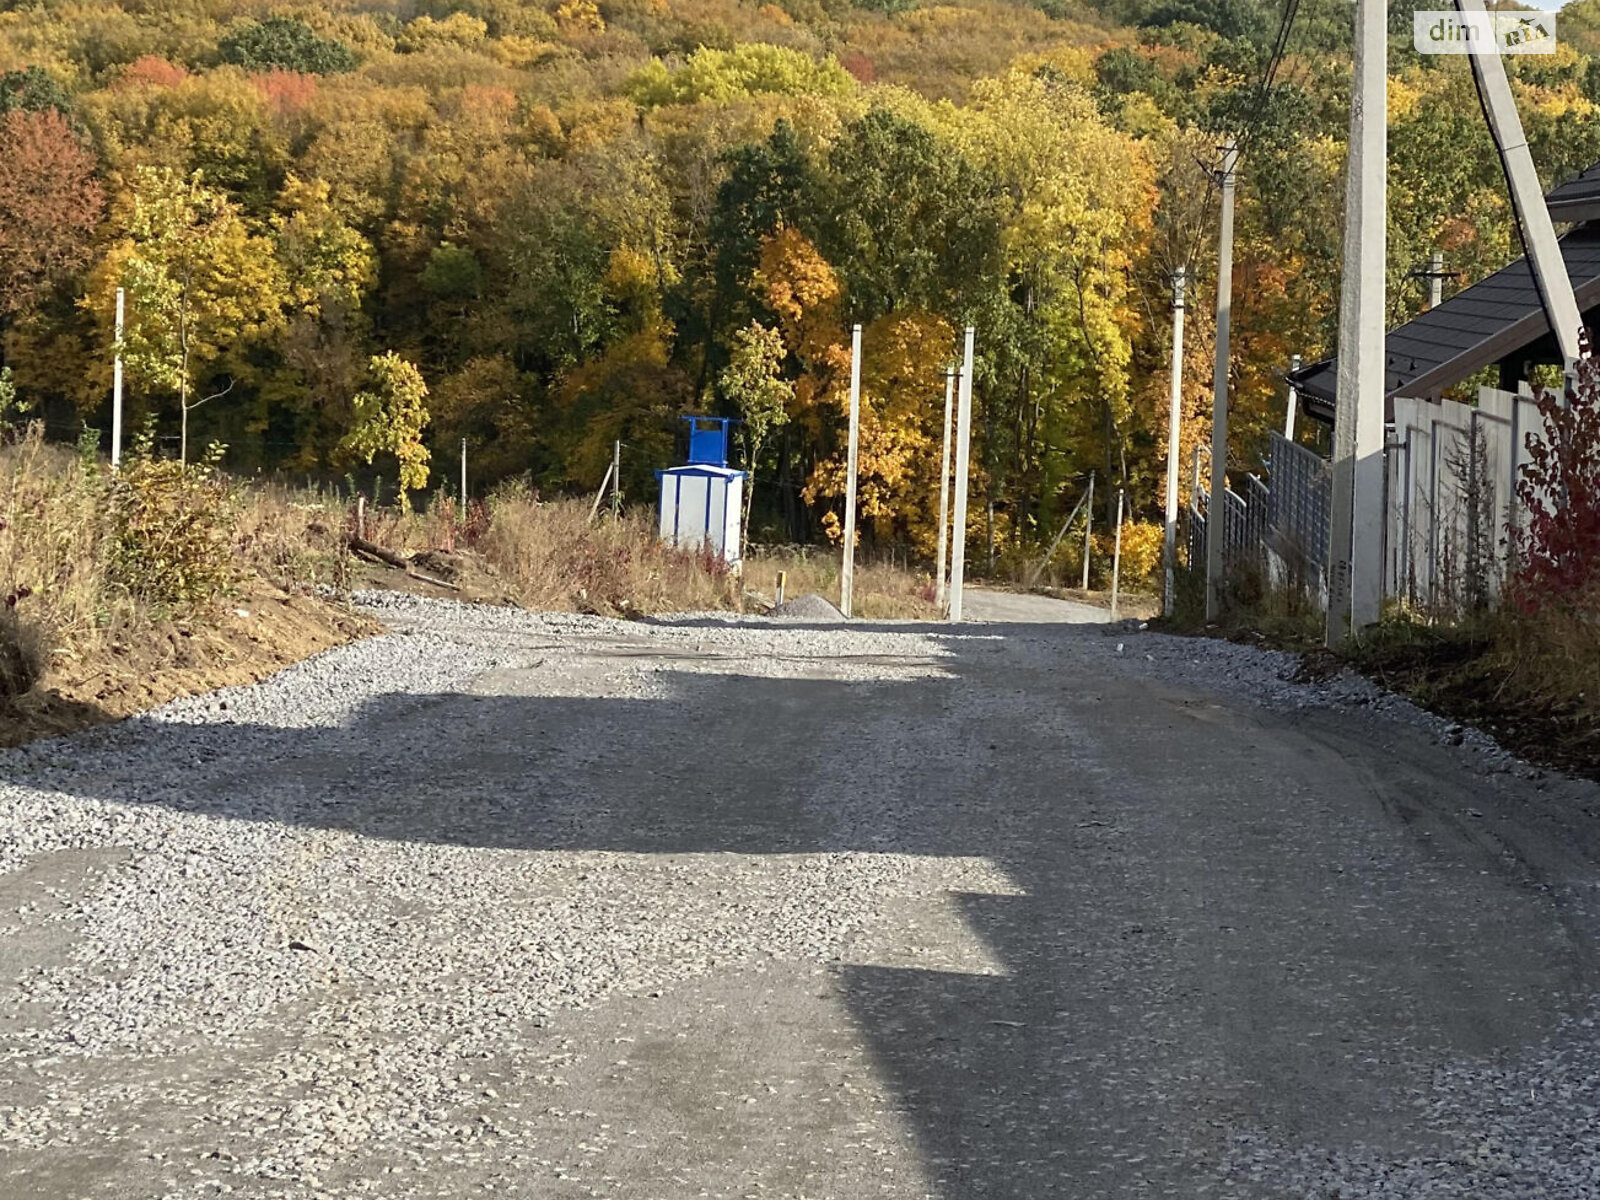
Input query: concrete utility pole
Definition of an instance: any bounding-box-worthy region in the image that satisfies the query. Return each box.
[841,323,863,618]
[1284,353,1302,441]
[935,366,956,612]
[1428,251,1445,311]
[111,287,125,471]
[1326,0,1388,647]
[949,327,976,623]
[1205,137,1239,623]
[1162,267,1188,619]
[610,438,621,520]
[1457,0,1583,365]
[1081,471,1094,591]
[1111,484,1125,621]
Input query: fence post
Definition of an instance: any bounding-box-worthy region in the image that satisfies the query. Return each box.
[611,438,622,520]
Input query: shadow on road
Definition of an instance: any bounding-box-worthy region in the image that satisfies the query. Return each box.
[12,620,1600,1195]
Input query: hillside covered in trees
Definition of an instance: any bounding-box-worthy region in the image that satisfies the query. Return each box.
[4,0,1600,553]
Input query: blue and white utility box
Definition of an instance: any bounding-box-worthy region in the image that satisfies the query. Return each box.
[658,416,746,565]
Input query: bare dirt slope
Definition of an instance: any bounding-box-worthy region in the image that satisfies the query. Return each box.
[0,585,375,749]
[3,597,1600,1198]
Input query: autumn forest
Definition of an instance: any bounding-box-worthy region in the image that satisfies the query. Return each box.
[4,0,1600,556]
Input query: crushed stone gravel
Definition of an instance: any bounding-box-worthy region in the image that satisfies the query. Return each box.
[0,590,1596,1198]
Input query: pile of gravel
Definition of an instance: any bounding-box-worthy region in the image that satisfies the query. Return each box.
[768,592,845,620]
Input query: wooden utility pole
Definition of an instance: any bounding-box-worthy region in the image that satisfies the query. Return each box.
[949,327,976,622]
[1326,0,1388,646]
[935,366,956,612]
[1205,137,1239,622]
[841,323,863,618]
[1162,267,1187,618]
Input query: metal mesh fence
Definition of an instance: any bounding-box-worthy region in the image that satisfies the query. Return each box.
[1188,434,1332,601]
[1265,432,1331,576]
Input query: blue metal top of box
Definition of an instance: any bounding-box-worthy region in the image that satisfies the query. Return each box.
[681,415,736,467]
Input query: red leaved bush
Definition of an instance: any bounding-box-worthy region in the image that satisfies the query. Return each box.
[1514,337,1600,610]
[0,110,103,317]
[117,56,188,89]
[250,69,319,116]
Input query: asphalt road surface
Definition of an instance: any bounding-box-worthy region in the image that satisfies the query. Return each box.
[4,596,1600,1199]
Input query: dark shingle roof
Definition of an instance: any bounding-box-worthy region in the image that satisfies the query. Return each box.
[1289,225,1600,415]
[1547,163,1600,222]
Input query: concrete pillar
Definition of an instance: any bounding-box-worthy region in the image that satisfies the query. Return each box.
[1205,138,1238,623]
[949,327,976,623]
[1327,0,1388,646]
[1162,267,1187,619]
[841,323,862,618]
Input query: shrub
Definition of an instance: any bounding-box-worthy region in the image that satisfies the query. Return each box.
[0,367,19,440]
[1515,350,1600,608]
[107,428,239,607]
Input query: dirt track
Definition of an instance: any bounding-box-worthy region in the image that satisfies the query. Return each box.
[3,595,1600,1198]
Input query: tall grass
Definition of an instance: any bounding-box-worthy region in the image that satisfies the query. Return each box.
[0,432,133,685]
[473,484,744,614]
[360,482,939,618]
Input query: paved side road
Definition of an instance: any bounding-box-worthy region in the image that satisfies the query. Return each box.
[3,596,1600,1199]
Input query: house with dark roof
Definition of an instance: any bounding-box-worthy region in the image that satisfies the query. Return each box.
[1287,162,1600,423]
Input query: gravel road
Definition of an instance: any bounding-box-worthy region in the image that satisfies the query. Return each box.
[4,594,1600,1198]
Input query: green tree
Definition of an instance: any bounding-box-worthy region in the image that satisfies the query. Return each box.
[819,108,1004,323]
[219,18,358,75]
[105,167,288,463]
[340,352,432,507]
[0,68,71,116]
[720,320,793,535]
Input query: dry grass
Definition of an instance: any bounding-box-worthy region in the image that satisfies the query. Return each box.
[0,432,135,674]
[234,481,356,596]
[1488,593,1600,742]
[0,427,370,738]
[360,483,939,619]
[742,545,937,620]
[1331,591,1600,778]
